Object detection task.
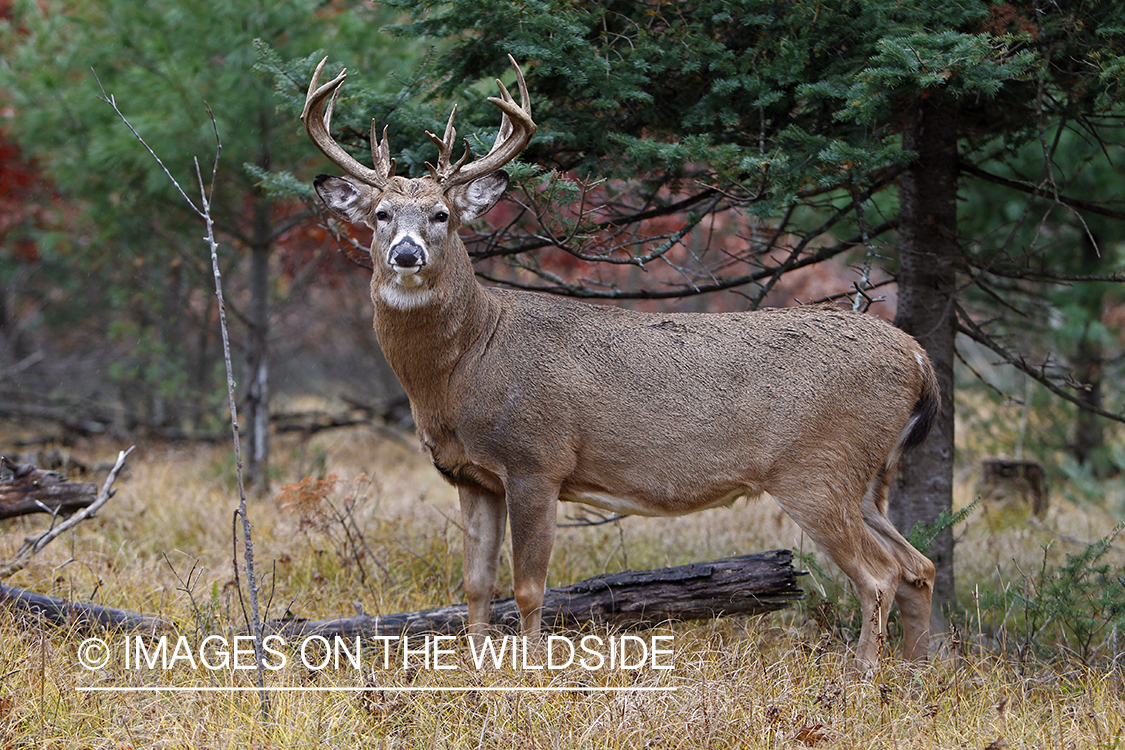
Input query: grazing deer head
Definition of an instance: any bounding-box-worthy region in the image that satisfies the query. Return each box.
[304,58,937,672]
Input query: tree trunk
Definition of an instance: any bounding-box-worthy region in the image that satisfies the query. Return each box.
[889,97,959,623]
[0,582,169,632]
[267,551,804,639]
[244,120,273,490]
[244,243,271,489]
[0,553,799,640]
[1072,332,1104,467]
[0,276,32,365]
[1071,232,1106,471]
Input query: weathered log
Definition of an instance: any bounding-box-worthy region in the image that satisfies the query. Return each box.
[1,447,133,580]
[0,582,170,633]
[0,461,98,520]
[267,550,805,639]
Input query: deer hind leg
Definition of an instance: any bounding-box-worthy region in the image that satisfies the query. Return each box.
[772,485,902,673]
[504,475,559,636]
[862,469,936,663]
[459,486,507,644]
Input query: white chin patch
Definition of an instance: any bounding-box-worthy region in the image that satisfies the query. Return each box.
[379,283,434,310]
[391,267,425,287]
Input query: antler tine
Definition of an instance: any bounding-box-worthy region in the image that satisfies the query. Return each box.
[492,53,533,147]
[371,122,396,181]
[423,105,470,181]
[301,56,393,189]
[437,56,537,189]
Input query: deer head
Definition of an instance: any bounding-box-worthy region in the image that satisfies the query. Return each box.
[302,56,536,308]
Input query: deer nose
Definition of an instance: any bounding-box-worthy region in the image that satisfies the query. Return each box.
[390,238,426,268]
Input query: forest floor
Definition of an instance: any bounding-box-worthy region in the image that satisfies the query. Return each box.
[0,423,1122,748]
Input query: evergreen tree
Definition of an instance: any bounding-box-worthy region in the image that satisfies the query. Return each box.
[0,0,413,485]
[959,130,1125,478]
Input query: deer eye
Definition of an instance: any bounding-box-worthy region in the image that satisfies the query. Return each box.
[375,210,390,222]
[432,211,449,223]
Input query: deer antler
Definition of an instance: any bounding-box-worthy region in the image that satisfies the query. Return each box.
[426,55,537,189]
[301,57,396,189]
[425,106,473,183]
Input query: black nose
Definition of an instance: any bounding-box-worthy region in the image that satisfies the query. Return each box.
[390,238,425,268]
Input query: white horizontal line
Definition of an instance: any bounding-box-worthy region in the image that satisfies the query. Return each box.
[76,685,678,693]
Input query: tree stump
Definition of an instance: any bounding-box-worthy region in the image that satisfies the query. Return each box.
[978,458,1047,515]
[0,460,98,521]
[268,550,805,639]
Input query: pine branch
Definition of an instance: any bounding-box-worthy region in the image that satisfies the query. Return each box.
[960,161,1125,221]
[956,303,1125,425]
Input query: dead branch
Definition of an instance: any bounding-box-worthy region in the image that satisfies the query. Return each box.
[960,160,1125,221]
[956,303,1125,424]
[94,70,271,716]
[0,398,114,438]
[558,508,629,528]
[0,446,134,579]
[476,221,897,300]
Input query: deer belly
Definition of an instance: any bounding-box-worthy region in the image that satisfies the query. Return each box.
[558,487,747,517]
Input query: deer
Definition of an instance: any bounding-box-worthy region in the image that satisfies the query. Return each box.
[301,56,939,672]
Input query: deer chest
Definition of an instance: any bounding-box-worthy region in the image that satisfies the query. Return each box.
[419,428,504,496]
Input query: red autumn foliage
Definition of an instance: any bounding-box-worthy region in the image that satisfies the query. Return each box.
[0,124,45,263]
[466,173,888,316]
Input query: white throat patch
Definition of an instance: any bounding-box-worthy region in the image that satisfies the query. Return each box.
[379,282,434,310]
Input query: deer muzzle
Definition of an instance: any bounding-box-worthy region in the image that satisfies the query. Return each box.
[389,237,427,270]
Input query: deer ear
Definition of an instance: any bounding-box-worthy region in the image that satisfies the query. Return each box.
[314,174,378,226]
[449,171,510,223]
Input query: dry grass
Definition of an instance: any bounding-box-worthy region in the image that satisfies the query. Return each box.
[1,425,1123,748]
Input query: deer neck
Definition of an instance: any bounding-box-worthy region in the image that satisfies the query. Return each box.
[370,239,497,416]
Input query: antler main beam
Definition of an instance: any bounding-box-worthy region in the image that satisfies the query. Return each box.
[301,57,395,189]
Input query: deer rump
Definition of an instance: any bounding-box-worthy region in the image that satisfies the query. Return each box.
[422,293,936,522]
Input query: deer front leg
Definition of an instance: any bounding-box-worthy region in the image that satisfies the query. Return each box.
[505,476,559,636]
[459,486,507,644]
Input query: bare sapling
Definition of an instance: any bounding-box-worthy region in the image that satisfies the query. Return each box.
[303,56,939,671]
[95,74,271,716]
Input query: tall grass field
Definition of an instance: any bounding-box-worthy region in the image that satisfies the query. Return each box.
[1,423,1123,748]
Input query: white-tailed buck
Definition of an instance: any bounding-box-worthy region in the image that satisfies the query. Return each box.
[303,57,939,670]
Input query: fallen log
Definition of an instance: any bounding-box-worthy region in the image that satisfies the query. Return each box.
[0,582,170,633]
[1,447,133,579]
[0,460,98,520]
[268,549,805,639]
[0,550,803,638]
